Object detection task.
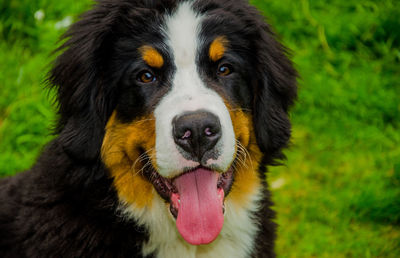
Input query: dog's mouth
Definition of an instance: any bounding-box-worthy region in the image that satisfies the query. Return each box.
[143,162,234,245]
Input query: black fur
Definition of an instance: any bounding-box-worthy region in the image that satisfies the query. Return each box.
[0,0,297,257]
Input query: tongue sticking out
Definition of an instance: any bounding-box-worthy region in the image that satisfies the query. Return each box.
[171,168,224,245]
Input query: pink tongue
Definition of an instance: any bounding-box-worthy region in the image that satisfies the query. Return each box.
[172,168,224,245]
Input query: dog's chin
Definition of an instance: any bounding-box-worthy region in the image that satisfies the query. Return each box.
[143,160,234,246]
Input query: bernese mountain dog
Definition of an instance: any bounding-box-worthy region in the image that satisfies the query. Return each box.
[0,0,297,257]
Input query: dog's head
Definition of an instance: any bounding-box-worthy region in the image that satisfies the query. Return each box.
[50,0,297,246]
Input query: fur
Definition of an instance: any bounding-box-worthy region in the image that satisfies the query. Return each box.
[0,0,297,257]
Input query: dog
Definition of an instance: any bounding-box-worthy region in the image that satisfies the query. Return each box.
[0,0,297,257]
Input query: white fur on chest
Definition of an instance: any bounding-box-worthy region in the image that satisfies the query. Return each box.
[120,184,262,258]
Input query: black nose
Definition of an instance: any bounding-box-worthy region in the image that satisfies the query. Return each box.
[172,111,221,161]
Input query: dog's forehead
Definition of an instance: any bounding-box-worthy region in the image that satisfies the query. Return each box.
[158,1,236,64]
[133,1,243,69]
[163,2,202,66]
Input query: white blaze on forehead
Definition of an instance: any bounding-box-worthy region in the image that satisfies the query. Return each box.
[154,2,236,178]
[166,2,200,67]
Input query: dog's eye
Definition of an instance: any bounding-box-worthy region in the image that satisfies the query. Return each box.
[138,70,156,83]
[217,64,233,77]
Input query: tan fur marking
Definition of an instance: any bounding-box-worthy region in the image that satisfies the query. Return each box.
[102,112,157,208]
[139,46,164,68]
[209,36,229,62]
[228,108,263,206]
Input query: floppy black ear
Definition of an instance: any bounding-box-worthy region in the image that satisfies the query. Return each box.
[48,4,118,162]
[252,19,298,163]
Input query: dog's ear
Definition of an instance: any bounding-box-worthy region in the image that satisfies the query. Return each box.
[48,6,117,163]
[252,19,298,163]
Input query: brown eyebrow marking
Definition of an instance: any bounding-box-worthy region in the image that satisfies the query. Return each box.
[139,46,164,68]
[209,36,229,62]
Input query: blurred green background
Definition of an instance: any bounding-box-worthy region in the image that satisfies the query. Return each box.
[0,0,399,256]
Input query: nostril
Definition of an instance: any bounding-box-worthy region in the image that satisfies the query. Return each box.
[182,130,192,140]
[204,121,221,136]
[204,127,220,137]
[204,127,213,136]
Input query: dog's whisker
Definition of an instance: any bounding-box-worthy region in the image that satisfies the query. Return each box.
[133,118,156,124]
[236,151,249,170]
[132,161,152,177]
[235,140,254,171]
[131,148,154,171]
[109,150,155,183]
[229,108,252,112]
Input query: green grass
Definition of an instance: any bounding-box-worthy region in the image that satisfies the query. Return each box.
[0,0,92,172]
[1,0,399,256]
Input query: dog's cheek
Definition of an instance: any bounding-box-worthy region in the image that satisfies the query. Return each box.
[230,109,251,147]
[227,110,263,207]
[101,112,157,209]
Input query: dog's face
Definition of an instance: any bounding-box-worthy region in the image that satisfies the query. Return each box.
[50,0,297,248]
